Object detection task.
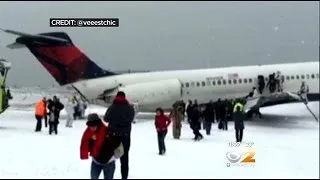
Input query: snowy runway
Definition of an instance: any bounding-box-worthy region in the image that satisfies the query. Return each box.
[0,102,319,179]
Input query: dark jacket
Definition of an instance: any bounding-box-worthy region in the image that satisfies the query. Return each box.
[215,101,226,119]
[80,122,122,164]
[233,111,245,130]
[203,104,215,121]
[103,95,135,136]
[47,100,64,119]
[226,100,233,117]
[155,112,171,132]
[190,106,200,130]
[186,104,193,119]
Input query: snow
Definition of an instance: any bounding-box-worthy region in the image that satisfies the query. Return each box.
[0,94,319,178]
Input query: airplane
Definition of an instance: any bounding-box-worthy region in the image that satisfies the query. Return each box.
[1,29,319,117]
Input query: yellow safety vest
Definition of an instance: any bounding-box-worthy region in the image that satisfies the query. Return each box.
[233,102,244,112]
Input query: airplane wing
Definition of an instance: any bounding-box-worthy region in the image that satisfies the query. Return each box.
[245,91,319,121]
[244,91,302,111]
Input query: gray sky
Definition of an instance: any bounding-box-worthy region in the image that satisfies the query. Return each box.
[0,1,318,87]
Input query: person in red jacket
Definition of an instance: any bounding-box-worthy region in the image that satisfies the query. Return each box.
[80,113,124,179]
[154,108,171,155]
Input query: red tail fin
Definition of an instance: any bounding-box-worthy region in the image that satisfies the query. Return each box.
[10,31,116,86]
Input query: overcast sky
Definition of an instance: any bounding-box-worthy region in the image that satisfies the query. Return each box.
[0,1,318,87]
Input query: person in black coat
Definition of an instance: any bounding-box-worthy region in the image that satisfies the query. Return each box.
[216,99,226,130]
[47,96,64,134]
[203,101,215,135]
[186,100,193,124]
[233,106,245,142]
[103,91,135,180]
[224,99,234,131]
[189,104,203,141]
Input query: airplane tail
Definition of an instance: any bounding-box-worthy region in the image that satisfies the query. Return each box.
[2,29,116,86]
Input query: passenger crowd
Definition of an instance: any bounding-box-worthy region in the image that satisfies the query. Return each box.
[32,75,310,179]
[34,95,88,134]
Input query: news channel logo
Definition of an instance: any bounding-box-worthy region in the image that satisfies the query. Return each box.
[226,148,256,167]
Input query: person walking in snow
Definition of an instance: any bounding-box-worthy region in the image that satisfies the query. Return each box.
[154,107,171,155]
[66,98,77,128]
[48,106,58,135]
[80,113,124,179]
[233,106,245,142]
[79,99,88,119]
[34,97,47,132]
[103,91,135,179]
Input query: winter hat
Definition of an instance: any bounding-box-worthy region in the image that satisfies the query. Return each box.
[86,113,101,127]
[116,91,126,97]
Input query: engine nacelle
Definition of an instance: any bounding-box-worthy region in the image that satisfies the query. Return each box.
[118,79,182,107]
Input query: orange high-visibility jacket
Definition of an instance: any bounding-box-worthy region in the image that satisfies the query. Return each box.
[35,99,46,117]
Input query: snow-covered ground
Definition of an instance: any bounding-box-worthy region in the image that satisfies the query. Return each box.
[0,91,319,179]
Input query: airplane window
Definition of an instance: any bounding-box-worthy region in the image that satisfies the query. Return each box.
[248,78,252,83]
[217,80,221,85]
[228,79,232,85]
[243,78,247,84]
[286,76,290,80]
[291,75,294,80]
[206,81,211,86]
[185,83,189,88]
[222,80,226,85]
[311,74,315,79]
[196,82,200,87]
[201,81,206,86]
[306,74,310,79]
[191,82,195,87]
[233,79,237,84]
[301,75,305,79]
[296,75,300,79]
[212,81,216,86]
[238,79,242,84]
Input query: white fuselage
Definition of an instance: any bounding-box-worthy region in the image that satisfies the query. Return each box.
[71,62,319,111]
